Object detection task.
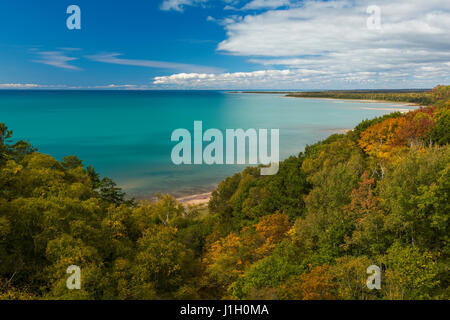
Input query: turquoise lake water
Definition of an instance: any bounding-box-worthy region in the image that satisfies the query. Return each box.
[0,90,416,198]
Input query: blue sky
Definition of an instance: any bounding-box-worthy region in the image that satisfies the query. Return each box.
[0,0,449,89]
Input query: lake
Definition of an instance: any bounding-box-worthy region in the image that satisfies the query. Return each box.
[0,90,416,198]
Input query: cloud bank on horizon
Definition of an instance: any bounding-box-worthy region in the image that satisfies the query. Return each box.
[1,0,449,89]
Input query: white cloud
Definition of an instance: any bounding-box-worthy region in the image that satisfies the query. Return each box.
[153,49,450,89]
[207,14,243,25]
[160,0,449,88]
[224,5,239,11]
[92,84,138,89]
[160,0,207,12]
[161,0,293,12]
[32,51,80,70]
[241,0,291,10]
[153,69,325,88]
[86,53,223,73]
[0,83,155,90]
[218,0,450,56]
[0,83,41,89]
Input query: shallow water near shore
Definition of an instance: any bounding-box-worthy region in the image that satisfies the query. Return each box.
[0,90,416,199]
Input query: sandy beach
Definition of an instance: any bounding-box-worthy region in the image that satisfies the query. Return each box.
[176,192,212,207]
[285,96,422,107]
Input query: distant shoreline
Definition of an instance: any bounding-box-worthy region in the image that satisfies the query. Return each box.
[284,96,422,108]
[227,89,431,94]
[229,91,423,111]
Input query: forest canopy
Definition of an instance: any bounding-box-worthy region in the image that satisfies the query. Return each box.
[0,85,449,300]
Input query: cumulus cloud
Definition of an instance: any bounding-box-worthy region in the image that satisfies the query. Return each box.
[218,0,450,57]
[152,67,448,89]
[155,0,449,89]
[86,53,223,73]
[153,69,327,89]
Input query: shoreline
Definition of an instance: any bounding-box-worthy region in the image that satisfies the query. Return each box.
[229,91,424,109]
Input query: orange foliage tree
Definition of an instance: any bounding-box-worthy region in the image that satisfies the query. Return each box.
[358,116,406,159]
[279,264,336,300]
[254,212,291,256]
[202,212,291,295]
[358,108,436,165]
